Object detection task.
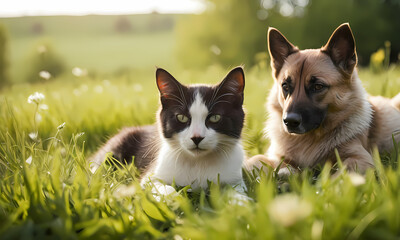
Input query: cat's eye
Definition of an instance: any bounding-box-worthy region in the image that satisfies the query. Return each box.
[209,114,221,123]
[176,114,189,123]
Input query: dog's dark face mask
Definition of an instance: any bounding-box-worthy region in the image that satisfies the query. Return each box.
[267,23,357,135]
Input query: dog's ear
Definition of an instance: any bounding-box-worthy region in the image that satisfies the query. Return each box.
[268,27,299,78]
[322,23,357,76]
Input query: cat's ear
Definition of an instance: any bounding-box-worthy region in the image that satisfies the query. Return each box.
[156,68,184,101]
[217,67,245,105]
[268,27,298,78]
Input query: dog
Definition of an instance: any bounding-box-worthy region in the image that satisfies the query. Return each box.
[247,23,400,174]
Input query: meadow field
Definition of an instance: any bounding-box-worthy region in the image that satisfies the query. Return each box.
[1,15,400,239]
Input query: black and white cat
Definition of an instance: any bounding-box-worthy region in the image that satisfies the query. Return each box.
[90,67,246,196]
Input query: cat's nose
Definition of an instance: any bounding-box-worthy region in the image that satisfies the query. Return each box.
[191,137,204,146]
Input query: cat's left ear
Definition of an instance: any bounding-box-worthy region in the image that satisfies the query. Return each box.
[217,67,245,105]
[156,68,185,101]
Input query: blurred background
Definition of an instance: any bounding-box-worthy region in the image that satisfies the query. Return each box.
[0,0,399,155]
[0,0,399,87]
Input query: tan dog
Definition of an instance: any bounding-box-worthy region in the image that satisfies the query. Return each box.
[248,23,400,173]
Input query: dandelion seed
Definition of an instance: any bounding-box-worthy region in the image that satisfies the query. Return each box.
[26,156,33,165]
[39,71,51,80]
[348,173,366,186]
[27,92,45,104]
[57,122,66,130]
[72,67,88,77]
[128,216,134,221]
[29,132,38,140]
[268,194,312,227]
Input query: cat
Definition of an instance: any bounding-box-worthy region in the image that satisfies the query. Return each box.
[90,67,247,197]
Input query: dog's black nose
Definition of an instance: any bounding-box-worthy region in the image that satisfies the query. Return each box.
[283,112,302,129]
[191,137,204,146]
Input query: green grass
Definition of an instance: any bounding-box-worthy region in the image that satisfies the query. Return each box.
[0,15,181,83]
[1,64,400,239]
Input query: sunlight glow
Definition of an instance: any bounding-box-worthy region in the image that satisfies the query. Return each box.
[0,0,206,17]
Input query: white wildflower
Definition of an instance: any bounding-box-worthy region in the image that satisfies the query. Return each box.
[28,132,38,140]
[35,113,42,123]
[80,84,88,92]
[73,89,81,96]
[268,194,312,227]
[26,156,33,165]
[114,184,137,198]
[75,132,85,138]
[103,79,111,86]
[72,67,88,77]
[312,220,324,240]
[39,71,51,80]
[39,104,48,111]
[27,92,45,105]
[94,85,103,94]
[210,44,221,55]
[133,83,143,92]
[348,173,366,187]
[57,122,66,130]
[174,235,183,240]
[37,45,47,54]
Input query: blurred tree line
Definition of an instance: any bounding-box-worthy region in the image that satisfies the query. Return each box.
[176,0,400,68]
[0,23,9,88]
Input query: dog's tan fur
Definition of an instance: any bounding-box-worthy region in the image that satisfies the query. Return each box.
[248,23,400,173]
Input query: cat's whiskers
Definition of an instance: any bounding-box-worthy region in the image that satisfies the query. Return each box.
[208,92,235,110]
[165,93,186,107]
[142,137,162,159]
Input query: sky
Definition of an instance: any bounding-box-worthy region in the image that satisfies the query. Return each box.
[0,0,206,17]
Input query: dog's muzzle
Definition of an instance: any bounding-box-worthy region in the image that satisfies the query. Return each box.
[283,112,305,134]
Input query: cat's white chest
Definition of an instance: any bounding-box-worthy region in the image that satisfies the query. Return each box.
[150,141,244,189]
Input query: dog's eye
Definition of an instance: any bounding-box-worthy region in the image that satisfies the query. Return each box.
[282,83,290,92]
[312,84,325,92]
[176,114,189,123]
